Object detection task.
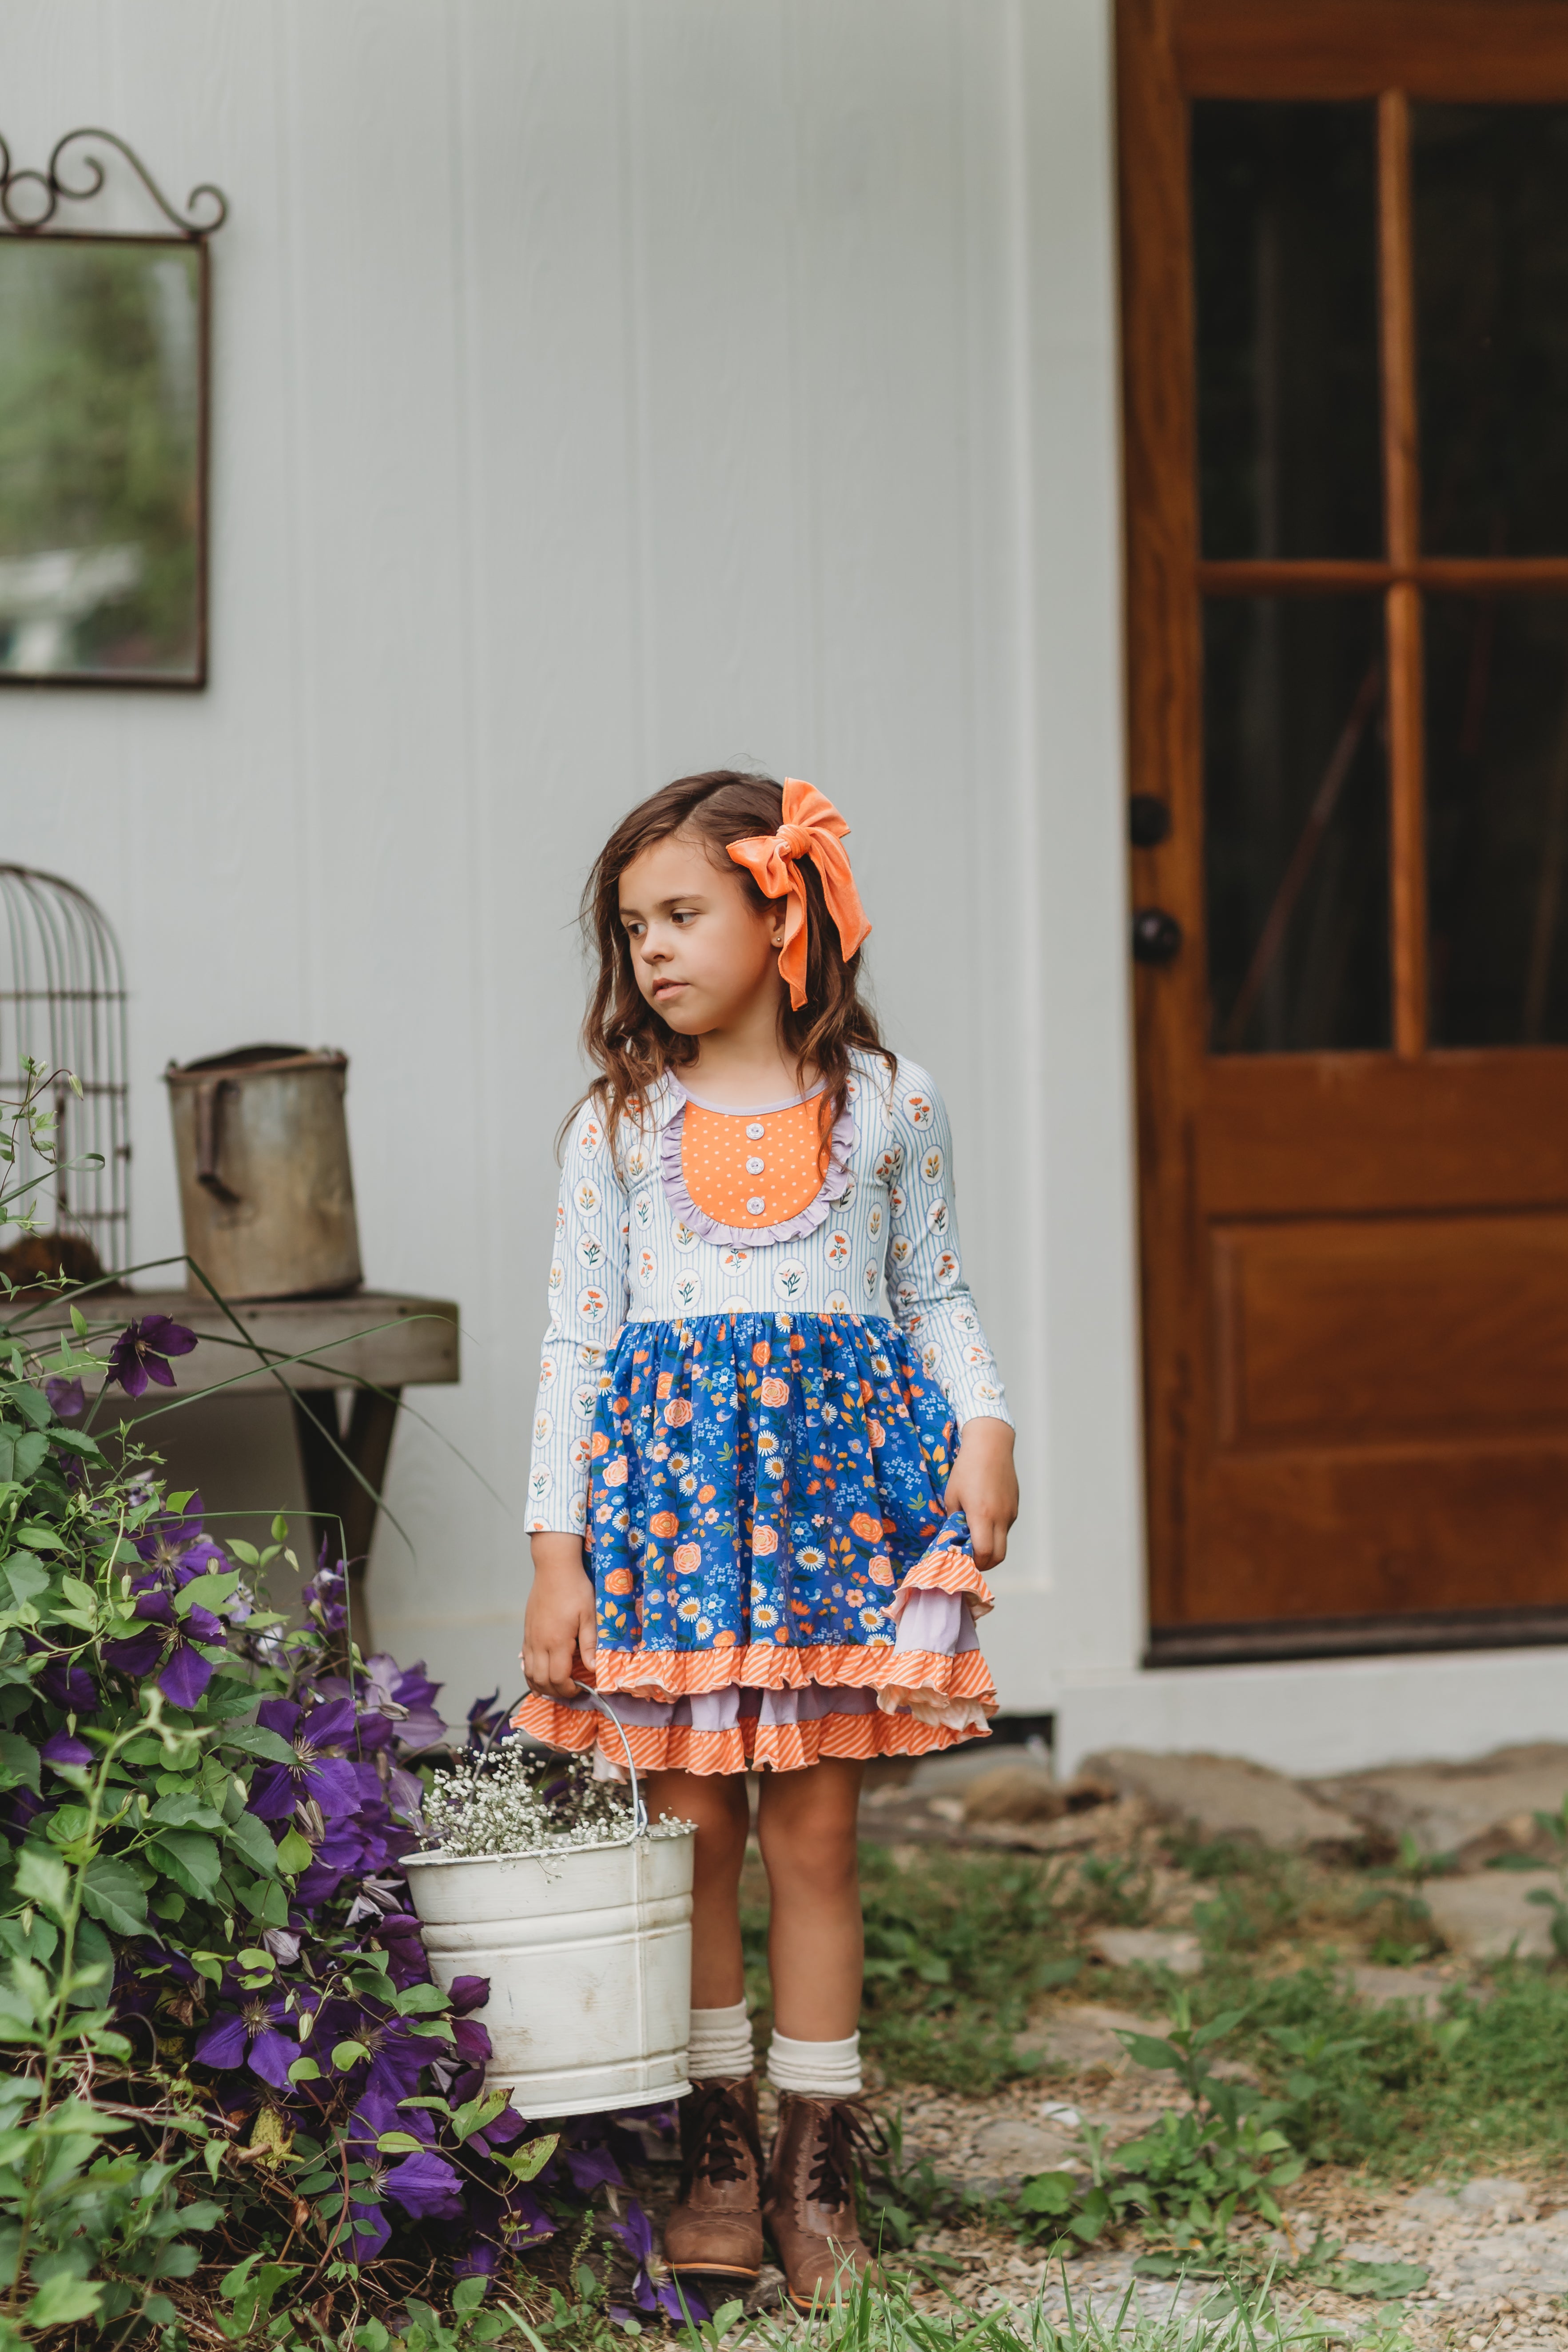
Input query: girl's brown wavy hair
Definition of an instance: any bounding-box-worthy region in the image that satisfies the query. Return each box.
[579,769,891,1147]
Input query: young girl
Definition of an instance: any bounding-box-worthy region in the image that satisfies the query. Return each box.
[518,771,1017,2308]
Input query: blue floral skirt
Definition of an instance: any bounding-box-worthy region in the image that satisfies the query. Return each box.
[517,1312,996,1773]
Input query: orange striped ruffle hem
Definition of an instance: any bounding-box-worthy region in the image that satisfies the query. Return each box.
[887,1545,995,1622]
[579,1639,991,1703]
[515,1691,994,1775]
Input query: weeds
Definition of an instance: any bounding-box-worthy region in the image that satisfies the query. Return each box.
[1075,1858,1155,1929]
[1175,1956,1568,2175]
[724,2265,1417,2352]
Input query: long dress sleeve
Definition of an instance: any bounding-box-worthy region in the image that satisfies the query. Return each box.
[881,1060,1012,1431]
[526,1099,631,1535]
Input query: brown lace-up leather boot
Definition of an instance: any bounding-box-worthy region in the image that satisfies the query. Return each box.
[663,2077,764,2280]
[762,2093,882,2312]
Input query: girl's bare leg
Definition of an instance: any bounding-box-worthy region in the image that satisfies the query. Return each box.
[755,1758,865,2039]
[648,1769,751,2008]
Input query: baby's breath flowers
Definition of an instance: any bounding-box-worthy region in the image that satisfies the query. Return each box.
[418,1742,691,1861]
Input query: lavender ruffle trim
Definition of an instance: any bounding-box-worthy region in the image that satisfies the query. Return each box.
[555,1593,978,1743]
[656,1077,855,1248]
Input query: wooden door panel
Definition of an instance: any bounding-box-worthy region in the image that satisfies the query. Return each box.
[1199,1056,1568,1215]
[1212,1212,1568,1443]
[1181,1,1568,99]
[1188,1446,1568,1624]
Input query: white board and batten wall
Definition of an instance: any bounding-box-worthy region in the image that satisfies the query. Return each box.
[5,0,1563,1779]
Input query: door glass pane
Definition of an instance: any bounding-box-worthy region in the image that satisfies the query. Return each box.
[1192,102,1382,560]
[1416,105,1568,555]
[1205,597,1389,1052]
[1428,596,1568,1042]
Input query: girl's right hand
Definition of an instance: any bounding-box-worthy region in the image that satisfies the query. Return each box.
[523,1535,598,1699]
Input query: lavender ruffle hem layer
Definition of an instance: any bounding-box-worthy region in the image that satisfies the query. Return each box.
[556,1590,987,1782]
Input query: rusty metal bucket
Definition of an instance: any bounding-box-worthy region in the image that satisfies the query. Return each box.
[164,1044,362,1300]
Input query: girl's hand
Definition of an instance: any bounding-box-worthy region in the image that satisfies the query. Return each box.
[944,1418,1019,1571]
[524,1534,598,1699]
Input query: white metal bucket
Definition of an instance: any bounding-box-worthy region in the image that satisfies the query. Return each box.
[401,1699,695,2119]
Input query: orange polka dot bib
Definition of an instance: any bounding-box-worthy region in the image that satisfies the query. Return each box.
[655,1073,857,1250]
[680,1095,829,1230]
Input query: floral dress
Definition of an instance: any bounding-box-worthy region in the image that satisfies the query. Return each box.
[515,1050,1011,1775]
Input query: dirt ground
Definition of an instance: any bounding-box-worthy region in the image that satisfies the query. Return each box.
[623,1763,1568,2340]
[870,2072,1568,2344]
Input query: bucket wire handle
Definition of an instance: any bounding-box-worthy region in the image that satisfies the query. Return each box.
[581,1688,649,1843]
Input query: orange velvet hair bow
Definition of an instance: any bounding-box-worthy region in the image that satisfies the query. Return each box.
[727,778,872,1010]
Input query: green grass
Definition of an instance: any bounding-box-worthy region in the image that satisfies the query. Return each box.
[737,1832,1568,2205]
[1185,1954,1568,2177]
[672,2268,1414,2352]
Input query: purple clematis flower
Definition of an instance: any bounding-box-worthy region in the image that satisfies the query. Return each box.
[43,1375,84,1420]
[565,2141,624,2194]
[246,1698,364,1823]
[103,1588,226,1709]
[133,1496,226,1587]
[607,2197,705,2323]
[348,2205,392,2264]
[194,1992,298,2091]
[359,1653,448,1752]
[103,1593,225,1709]
[453,2241,499,2282]
[303,1545,349,1633]
[340,2092,464,2262]
[106,1314,197,1399]
[384,2151,464,2220]
[40,1731,93,1772]
[35,1653,96,1713]
[362,2012,439,2106]
[469,2101,531,2156]
[447,1979,493,2079]
[371,1912,434,1991]
[467,1690,509,1747]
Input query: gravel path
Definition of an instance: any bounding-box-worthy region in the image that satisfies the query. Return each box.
[871,2074,1568,2343]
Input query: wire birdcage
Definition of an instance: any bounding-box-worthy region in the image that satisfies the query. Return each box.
[0,866,129,1273]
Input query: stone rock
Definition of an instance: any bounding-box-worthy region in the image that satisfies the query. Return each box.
[961,1763,1063,1825]
[1457,2178,1533,2213]
[1089,1926,1204,1975]
[1348,1963,1449,2015]
[1079,1748,1361,1854]
[968,1800,1143,1857]
[968,2117,1077,2186]
[1313,1743,1568,1868]
[1422,1872,1559,1960]
[742,2267,788,2316]
[1404,2184,1465,2219]
[907,1747,1047,1796]
[1015,2002,1170,2071]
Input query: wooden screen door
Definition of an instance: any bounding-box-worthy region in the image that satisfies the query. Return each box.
[1121,0,1568,1661]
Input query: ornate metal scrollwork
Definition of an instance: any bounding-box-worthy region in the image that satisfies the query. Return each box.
[0,127,227,238]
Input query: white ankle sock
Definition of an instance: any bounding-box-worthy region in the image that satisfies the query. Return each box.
[766,2029,862,2098]
[687,1999,753,2081]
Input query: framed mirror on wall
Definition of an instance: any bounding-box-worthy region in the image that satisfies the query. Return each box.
[0,130,227,689]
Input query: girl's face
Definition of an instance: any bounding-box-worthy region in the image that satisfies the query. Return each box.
[617,830,783,1037]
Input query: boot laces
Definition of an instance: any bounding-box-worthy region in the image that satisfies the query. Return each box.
[680,2081,756,2194]
[803,2097,879,2211]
